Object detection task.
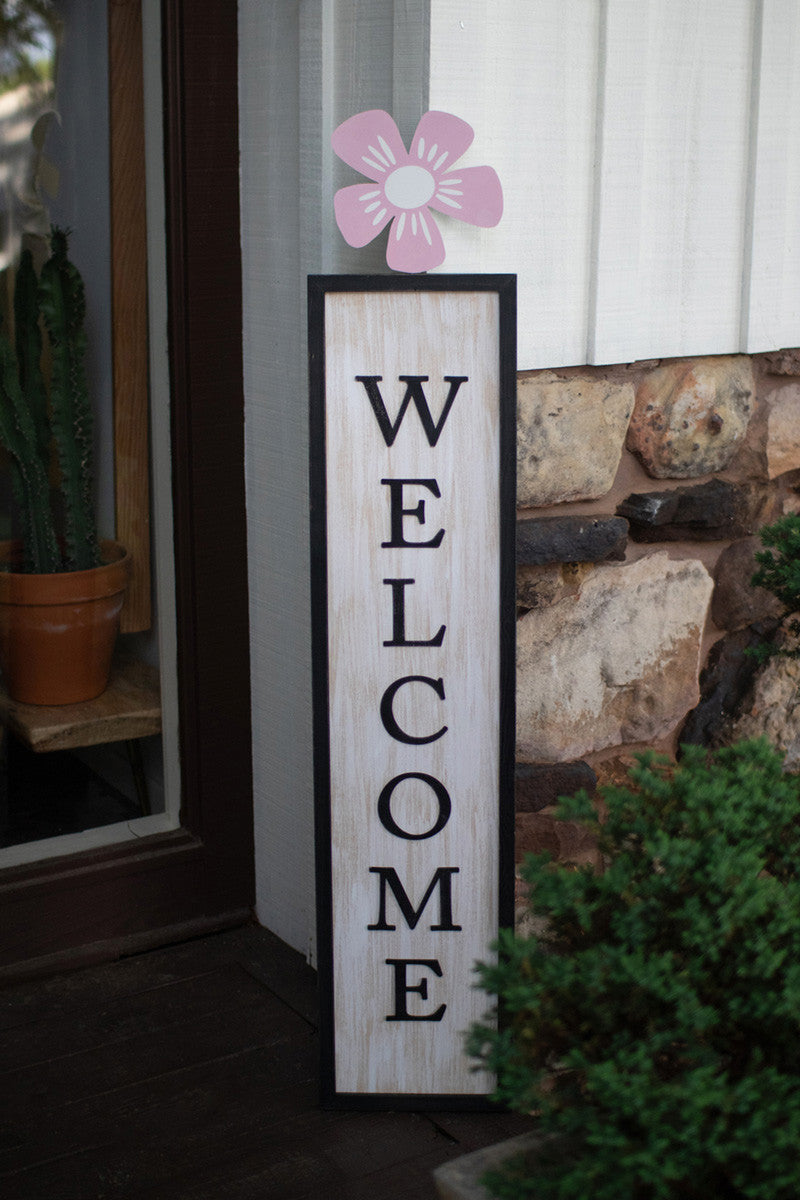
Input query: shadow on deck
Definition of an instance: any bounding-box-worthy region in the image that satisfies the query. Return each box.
[0,923,532,1198]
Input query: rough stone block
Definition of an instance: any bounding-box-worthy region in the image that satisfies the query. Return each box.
[617,479,771,542]
[592,754,640,793]
[516,554,713,761]
[627,356,754,478]
[679,622,780,748]
[516,515,628,566]
[729,622,800,770]
[766,385,800,478]
[517,373,634,507]
[763,349,800,377]
[724,389,769,481]
[434,1132,549,1200]
[515,808,601,868]
[515,760,597,813]
[711,538,785,631]
[517,562,591,610]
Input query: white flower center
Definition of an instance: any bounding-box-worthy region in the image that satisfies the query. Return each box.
[384,164,435,210]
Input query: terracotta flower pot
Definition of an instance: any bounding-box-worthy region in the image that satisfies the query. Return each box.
[0,539,130,705]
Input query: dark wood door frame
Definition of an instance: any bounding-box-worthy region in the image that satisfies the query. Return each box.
[0,0,254,980]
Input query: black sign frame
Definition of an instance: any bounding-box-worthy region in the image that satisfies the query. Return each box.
[309,273,517,1110]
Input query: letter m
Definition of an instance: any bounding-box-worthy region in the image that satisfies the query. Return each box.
[355,375,467,447]
[368,867,461,931]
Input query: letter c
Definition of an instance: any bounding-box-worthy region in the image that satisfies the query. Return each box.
[379,675,447,745]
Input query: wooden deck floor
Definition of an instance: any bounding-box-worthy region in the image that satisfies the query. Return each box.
[0,923,533,1199]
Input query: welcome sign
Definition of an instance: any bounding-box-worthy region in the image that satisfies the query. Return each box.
[309,275,516,1107]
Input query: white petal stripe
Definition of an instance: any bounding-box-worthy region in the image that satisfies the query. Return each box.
[417,138,425,159]
[440,177,461,186]
[418,210,432,245]
[396,212,406,240]
[377,135,396,165]
[435,194,462,209]
[438,188,463,195]
[372,207,387,226]
[427,143,438,162]
[368,144,389,167]
[433,151,449,171]
[359,190,380,200]
[411,212,418,235]
[364,201,381,212]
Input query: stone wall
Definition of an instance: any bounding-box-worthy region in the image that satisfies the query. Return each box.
[514,348,800,871]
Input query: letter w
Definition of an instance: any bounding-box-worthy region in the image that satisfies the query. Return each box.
[356,375,467,447]
[368,867,461,931]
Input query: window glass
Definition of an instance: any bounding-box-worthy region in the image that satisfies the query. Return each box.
[0,1,169,861]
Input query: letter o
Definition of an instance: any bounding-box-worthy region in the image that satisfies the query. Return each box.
[377,773,451,840]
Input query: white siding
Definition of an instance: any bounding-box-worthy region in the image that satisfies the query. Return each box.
[428,0,800,367]
[240,0,800,957]
[745,0,800,352]
[428,0,601,367]
[590,0,754,363]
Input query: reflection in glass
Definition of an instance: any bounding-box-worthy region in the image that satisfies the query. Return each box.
[0,4,167,857]
[0,1,60,273]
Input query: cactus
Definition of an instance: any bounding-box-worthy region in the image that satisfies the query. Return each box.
[0,227,100,573]
[14,247,50,463]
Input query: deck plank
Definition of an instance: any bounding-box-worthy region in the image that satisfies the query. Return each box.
[1,984,309,1113]
[0,923,534,1199]
[0,964,286,1070]
[0,924,316,1031]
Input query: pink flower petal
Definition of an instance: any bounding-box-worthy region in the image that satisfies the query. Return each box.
[334,184,395,247]
[331,110,408,182]
[386,208,445,273]
[428,165,503,227]
[409,111,474,175]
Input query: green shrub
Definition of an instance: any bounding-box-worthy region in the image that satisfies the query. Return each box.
[468,740,800,1200]
[750,514,800,660]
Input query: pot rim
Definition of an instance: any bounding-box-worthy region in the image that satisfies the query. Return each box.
[0,539,130,605]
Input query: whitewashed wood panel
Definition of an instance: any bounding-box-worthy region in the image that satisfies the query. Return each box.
[427,0,600,368]
[323,290,499,1095]
[744,0,800,352]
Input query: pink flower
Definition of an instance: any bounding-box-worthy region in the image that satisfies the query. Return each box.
[332,109,503,273]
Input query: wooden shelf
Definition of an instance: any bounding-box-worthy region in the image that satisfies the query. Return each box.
[0,655,161,753]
